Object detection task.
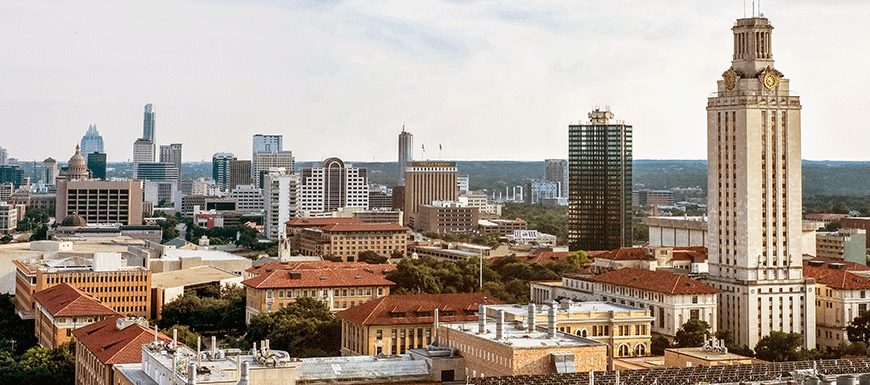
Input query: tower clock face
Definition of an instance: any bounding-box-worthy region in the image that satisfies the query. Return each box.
[763,72,779,90]
[724,72,736,90]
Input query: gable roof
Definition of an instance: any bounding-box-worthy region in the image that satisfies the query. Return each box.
[242,268,396,289]
[319,223,409,232]
[73,315,171,365]
[246,260,396,276]
[33,283,118,317]
[803,259,870,290]
[591,267,720,295]
[595,247,653,261]
[336,292,502,326]
[286,218,363,227]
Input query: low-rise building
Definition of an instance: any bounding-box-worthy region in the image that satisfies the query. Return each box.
[589,246,708,275]
[354,208,403,226]
[295,222,408,263]
[664,346,755,368]
[644,216,708,248]
[416,201,477,234]
[816,228,867,265]
[0,202,18,233]
[803,259,870,350]
[242,265,395,323]
[73,316,170,385]
[33,283,118,349]
[478,219,527,236]
[151,265,243,319]
[336,292,501,356]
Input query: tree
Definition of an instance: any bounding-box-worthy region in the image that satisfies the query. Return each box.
[245,297,340,357]
[390,249,405,260]
[754,331,806,362]
[0,294,37,355]
[846,310,870,344]
[0,342,75,385]
[715,329,754,357]
[567,250,592,267]
[358,250,387,264]
[158,284,246,335]
[164,325,200,348]
[651,335,671,355]
[675,319,709,348]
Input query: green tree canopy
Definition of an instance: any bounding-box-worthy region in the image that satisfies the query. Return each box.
[846,310,870,344]
[675,319,710,348]
[651,335,672,355]
[245,297,340,357]
[754,331,806,362]
[158,284,246,335]
[358,250,388,264]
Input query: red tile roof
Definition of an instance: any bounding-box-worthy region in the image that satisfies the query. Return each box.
[803,259,870,289]
[672,247,708,262]
[286,218,363,227]
[73,315,170,365]
[32,283,118,317]
[320,223,409,232]
[246,260,396,276]
[595,247,653,261]
[336,292,502,325]
[591,268,720,295]
[242,268,396,289]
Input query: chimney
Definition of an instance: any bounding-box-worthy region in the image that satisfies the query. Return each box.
[528,303,536,332]
[212,336,217,355]
[495,309,504,340]
[237,361,249,385]
[478,305,487,334]
[433,308,440,344]
[197,336,201,368]
[173,328,178,348]
[548,305,556,339]
[188,363,197,385]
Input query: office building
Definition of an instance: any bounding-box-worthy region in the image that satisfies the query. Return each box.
[135,162,179,187]
[841,217,870,251]
[403,161,458,227]
[633,189,675,207]
[816,228,867,264]
[263,170,297,240]
[87,152,107,180]
[568,108,633,251]
[701,16,815,349]
[298,157,369,215]
[398,127,413,186]
[229,184,264,212]
[211,152,234,190]
[142,103,155,142]
[416,201,477,234]
[0,147,6,165]
[253,151,295,188]
[524,180,559,204]
[159,143,182,182]
[132,138,155,178]
[33,283,118,349]
[143,180,178,207]
[56,179,144,225]
[0,202,18,233]
[354,208,403,226]
[337,293,500,356]
[457,175,469,194]
[545,159,568,198]
[252,133,282,156]
[229,159,252,190]
[294,222,408,262]
[42,157,58,184]
[0,165,24,188]
[80,124,104,161]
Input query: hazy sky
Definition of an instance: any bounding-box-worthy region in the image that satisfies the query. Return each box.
[3,0,869,163]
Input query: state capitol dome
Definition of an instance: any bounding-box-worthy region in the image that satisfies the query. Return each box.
[68,144,88,180]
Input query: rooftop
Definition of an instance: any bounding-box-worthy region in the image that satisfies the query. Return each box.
[32,282,117,317]
[151,265,241,289]
[337,292,501,325]
[73,315,170,365]
[591,268,720,295]
[159,247,251,262]
[242,268,395,289]
[486,301,651,321]
[803,259,870,290]
[246,260,395,276]
[441,319,603,349]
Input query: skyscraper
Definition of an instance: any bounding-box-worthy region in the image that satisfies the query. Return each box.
[143,104,155,142]
[252,151,294,188]
[252,134,282,156]
[159,143,183,182]
[567,108,632,252]
[42,158,58,185]
[212,152,235,190]
[545,159,568,198]
[132,139,155,178]
[397,127,413,186]
[298,157,369,215]
[228,159,252,191]
[86,152,106,180]
[702,16,814,349]
[80,124,104,162]
[403,161,457,228]
[263,170,297,240]
[0,147,7,165]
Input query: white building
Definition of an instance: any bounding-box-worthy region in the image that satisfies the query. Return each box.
[803,259,870,350]
[459,190,502,216]
[298,157,368,216]
[263,169,297,240]
[457,176,469,193]
[701,16,815,349]
[531,268,719,339]
[252,151,294,188]
[0,202,17,233]
[230,184,264,212]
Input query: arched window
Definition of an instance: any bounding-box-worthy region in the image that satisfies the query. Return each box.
[577,329,587,337]
[618,344,630,357]
[634,343,646,356]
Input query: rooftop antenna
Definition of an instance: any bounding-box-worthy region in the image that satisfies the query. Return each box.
[752,0,755,17]
[743,0,746,18]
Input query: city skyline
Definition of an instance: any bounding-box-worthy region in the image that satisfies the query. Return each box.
[2,1,869,163]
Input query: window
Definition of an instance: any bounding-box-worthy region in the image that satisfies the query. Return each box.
[376,330,382,340]
[690,309,700,320]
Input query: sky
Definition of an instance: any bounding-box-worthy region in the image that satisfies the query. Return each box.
[2,0,869,163]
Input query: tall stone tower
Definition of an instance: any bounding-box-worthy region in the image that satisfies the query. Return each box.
[703,16,814,349]
[397,127,413,186]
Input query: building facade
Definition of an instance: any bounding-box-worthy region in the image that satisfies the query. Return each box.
[33,283,118,349]
[702,16,815,349]
[803,259,870,350]
[398,127,413,186]
[56,179,144,225]
[229,159,252,190]
[73,316,170,385]
[42,157,58,185]
[142,104,155,142]
[252,151,295,188]
[80,124,105,162]
[252,133,282,155]
[298,157,369,215]
[158,143,182,181]
[87,152,107,180]
[229,184,264,212]
[416,202,477,234]
[568,108,632,251]
[211,152,235,191]
[545,159,568,198]
[132,139,155,178]
[816,228,866,263]
[295,222,408,262]
[403,161,458,228]
[263,170,297,240]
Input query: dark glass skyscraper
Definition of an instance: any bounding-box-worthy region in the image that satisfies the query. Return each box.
[143,104,155,142]
[87,152,107,180]
[568,108,632,251]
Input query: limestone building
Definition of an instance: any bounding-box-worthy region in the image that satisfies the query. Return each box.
[701,16,815,349]
[403,161,458,227]
[802,259,870,350]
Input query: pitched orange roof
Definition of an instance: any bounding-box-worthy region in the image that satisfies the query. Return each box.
[286,218,363,227]
[242,268,396,289]
[592,267,720,295]
[246,260,396,276]
[72,315,170,365]
[803,259,870,290]
[595,247,653,261]
[672,247,708,262]
[336,292,502,325]
[320,223,409,232]
[33,283,118,317]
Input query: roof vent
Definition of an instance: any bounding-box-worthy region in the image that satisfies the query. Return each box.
[320,276,327,280]
[355,275,362,280]
[808,260,825,267]
[288,271,302,279]
[829,263,846,270]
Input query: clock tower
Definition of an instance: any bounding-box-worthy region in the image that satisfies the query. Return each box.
[703,16,815,349]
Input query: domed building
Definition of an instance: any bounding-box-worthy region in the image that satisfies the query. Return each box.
[67,144,88,180]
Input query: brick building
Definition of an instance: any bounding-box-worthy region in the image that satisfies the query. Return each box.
[73,316,170,385]
[33,283,118,349]
[294,222,408,262]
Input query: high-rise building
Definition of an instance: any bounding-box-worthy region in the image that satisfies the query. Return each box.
[252,151,294,188]
[545,159,569,198]
[212,152,235,190]
[229,159,252,191]
[80,124,104,162]
[143,104,155,142]
[0,147,6,165]
[263,170,297,240]
[56,146,143,225]
[42,157,58,185]
[397,127,413,186]
[567,108,632,251]
[253,134,282,156]
[403,161,457,228]
[132,139,155,178]
[159,143,182,183]
[86,152,107,180]
[135,163,179,183]
[298,157,369,215]
[0,165,23,188]
[702,16,814,349]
